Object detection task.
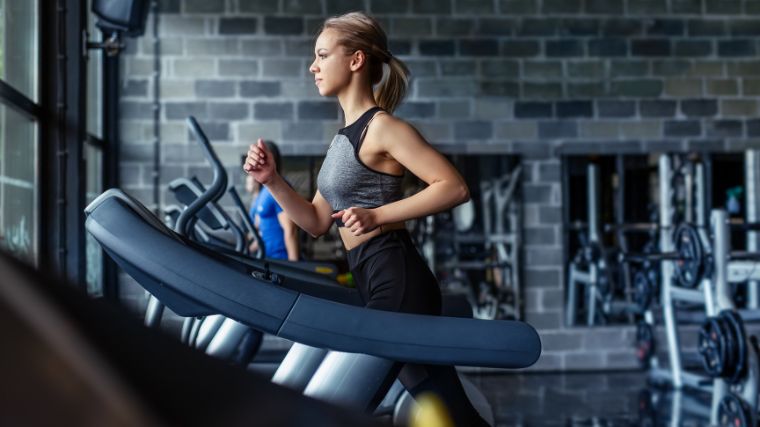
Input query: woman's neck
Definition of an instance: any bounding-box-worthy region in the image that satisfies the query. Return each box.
[337,83,377,126]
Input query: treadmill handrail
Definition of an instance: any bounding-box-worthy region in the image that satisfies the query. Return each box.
[176,116,227,236]
[85,190,542,369]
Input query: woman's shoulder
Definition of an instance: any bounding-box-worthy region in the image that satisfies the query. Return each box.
[370,110,417,138]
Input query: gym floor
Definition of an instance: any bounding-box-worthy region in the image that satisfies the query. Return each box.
[465,371,710,426]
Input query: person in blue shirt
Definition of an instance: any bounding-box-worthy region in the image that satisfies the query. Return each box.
[244,141,299,261]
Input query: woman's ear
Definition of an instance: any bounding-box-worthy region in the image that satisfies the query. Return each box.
[349,50,366,71]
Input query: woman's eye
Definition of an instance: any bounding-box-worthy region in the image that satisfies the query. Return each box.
[320,54,327,59]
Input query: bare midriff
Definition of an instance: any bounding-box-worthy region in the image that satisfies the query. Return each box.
[339,221,406,251]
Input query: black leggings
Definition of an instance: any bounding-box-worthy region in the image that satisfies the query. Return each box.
[347,230,488,427]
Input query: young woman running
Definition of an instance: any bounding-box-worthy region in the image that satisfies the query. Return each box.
[244,11,488,426]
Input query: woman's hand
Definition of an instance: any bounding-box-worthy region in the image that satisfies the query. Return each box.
[243,138,277,184]
[332,207,380,236]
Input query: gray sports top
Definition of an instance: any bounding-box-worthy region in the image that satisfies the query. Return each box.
[317,106,404,226]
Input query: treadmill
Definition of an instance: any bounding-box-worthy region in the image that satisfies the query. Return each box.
[85,189,541,423]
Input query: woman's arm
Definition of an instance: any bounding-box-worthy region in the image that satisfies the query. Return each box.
[278,212,300,261]
[245,140,334,237]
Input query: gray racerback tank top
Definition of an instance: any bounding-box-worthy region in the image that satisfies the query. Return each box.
[317,107,404,225]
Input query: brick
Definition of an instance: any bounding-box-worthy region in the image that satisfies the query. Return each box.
[159,16,205,36]
[499,0,537,14]
[580,121,619,139]
[282,0,322,14]
[371,0,410,13]
[388,40,412,55]
[395,102,436,119]
[640,100,676,117]
[619,121,661,138]
[219,18,258,35]
[241,40,284,56]
[610,60,649,77]
[298,101,338,120]
[419,40,455,56]
[525,227,557,245]
[254,102,294,120]
[539,121,577,139]
[459,39,499,56]
[238,0,278,13]
[721,100,757,116]
[631,39,670,56]
[436,18,475,36]
[672,0,702,14]
[405,60,437,77]
[542,333,583,351]
[588,38,627,57]
[121,80,149,97]
[501,40,540,57]
[718,40,756,57]
[209,102,249,120]
[515,102,552,118]
[560,18,599,35]
[646,19,684,36]
[602,19,641,36]
[438,101,471,118]
[728,61,760,77]
[628,0,666,14]
[524,82,563,98]
[526,246,563,265]
[652,60,691,76]
[219,59,259,76]
[495,122,537,139]
[524,268,562,287]
[262,59,302,77]
[586,0,623,14]
[690,60,723,77]
[165,102,207,120]
[417,80,479,97]
[747,1,760,14]
[185,0,225,13]
[748,119,760,136]
[730,20,760,36]
[664,79,702,97]
[523,61,562,79]
[681,99,718,117]
[195,80,235,98]
[546,40,583,57]
[674,40,712,57]
[688,20,725,36]
[556,101,592,118]
[610,80,663,97]
[187,122,229,141]
[745,79,760,95]
[598,101,635,118]
[240,81,281,97]
[479,18,516,35]
[542,0,581,13]
[325,0,366,14]
[393,17,433,36]
[284,39,313,56]
[454,0,495,14]
[440,61,476,76]
[480,59,519,78]
[567,83,607,98]
[567,61,604,78]
[238,122,283,142]
[707,120,743,137]
[186,39,239,56]
[664,120,701,137]
[264,17,304,35]
[517,18,558,36]
[705,0,741,13]
[454,121,493,140]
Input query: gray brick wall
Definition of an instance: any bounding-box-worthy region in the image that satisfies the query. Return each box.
[117,0,760,371]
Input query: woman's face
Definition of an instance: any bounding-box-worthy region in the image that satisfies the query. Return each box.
[309,28,353,97]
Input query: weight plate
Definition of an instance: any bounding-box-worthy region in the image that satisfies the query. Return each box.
[673,223,704,288]
[718,394,754,427]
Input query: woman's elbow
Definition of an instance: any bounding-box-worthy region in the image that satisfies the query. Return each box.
[455,183,470,205]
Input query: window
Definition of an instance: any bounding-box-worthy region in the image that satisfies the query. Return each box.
[0,104,38,263]
[85,143,103,296]
[0,1,38,101]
